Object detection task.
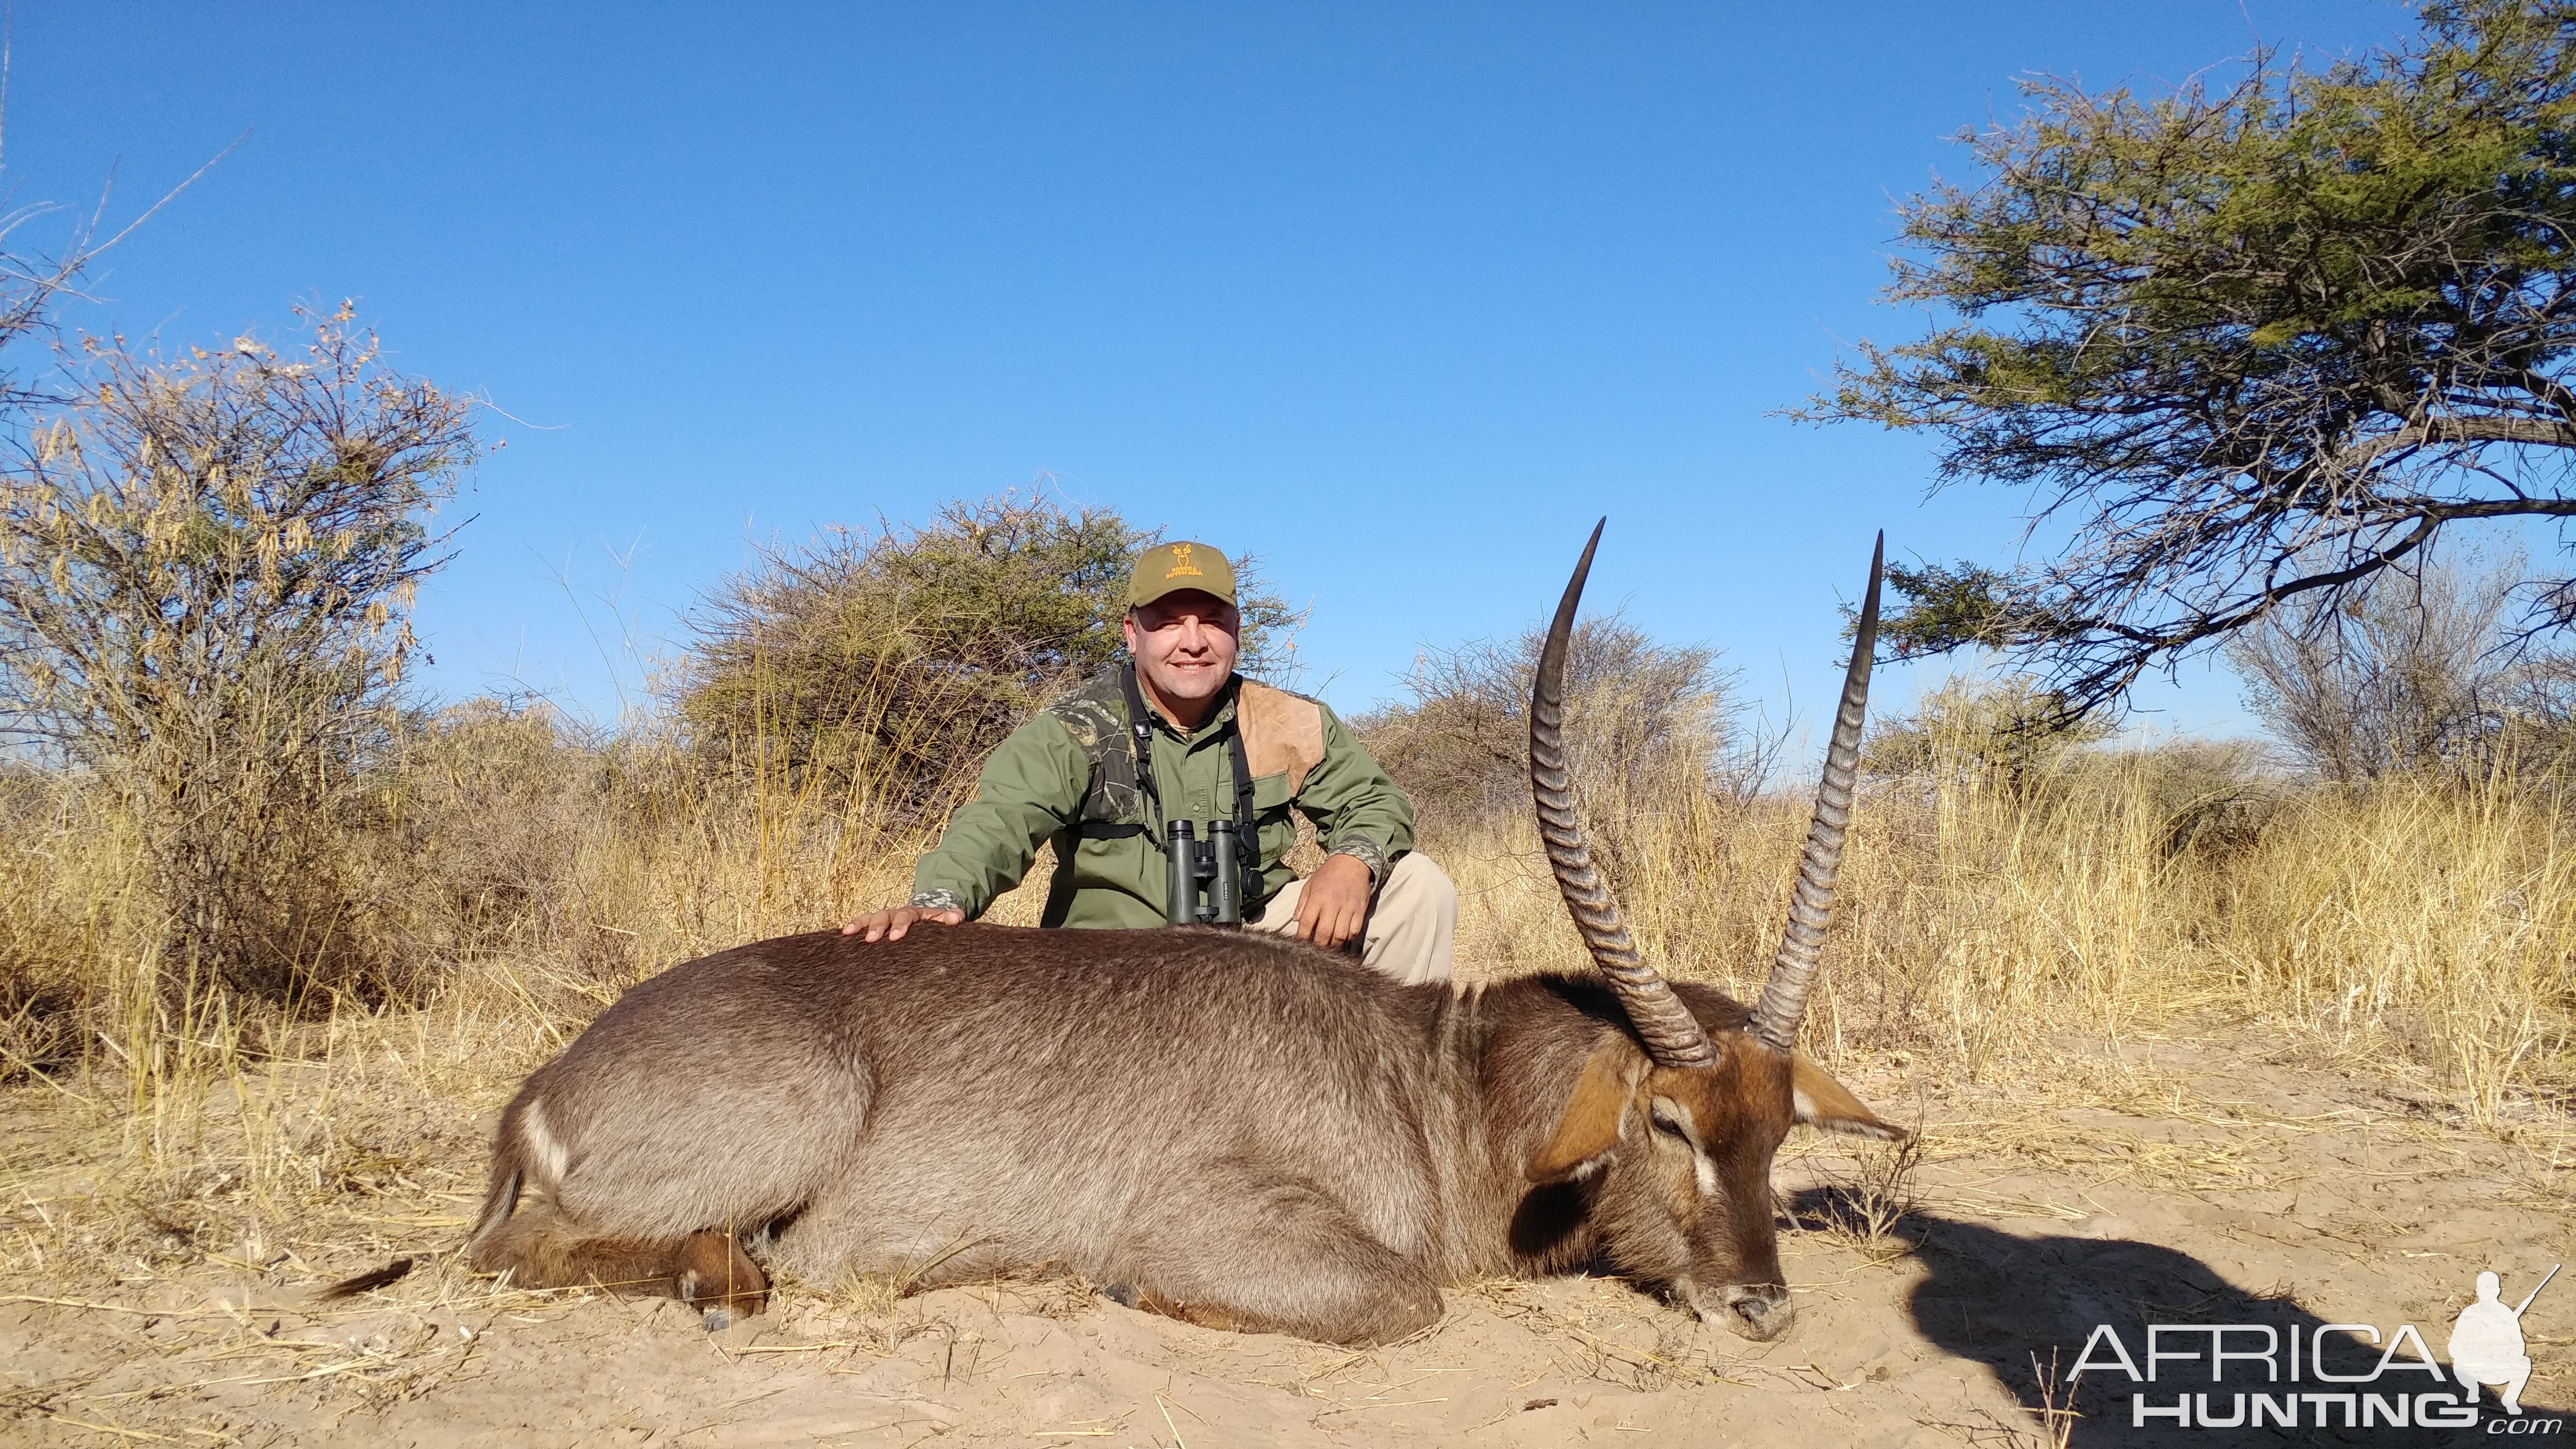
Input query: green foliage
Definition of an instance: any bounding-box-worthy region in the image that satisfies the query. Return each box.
[1807,1,2576,713]
[1875,560,2023,660]
[676,495,1141,818]
[675,493,1300,820]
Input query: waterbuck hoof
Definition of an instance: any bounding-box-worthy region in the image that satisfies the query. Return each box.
[674,1231,769,1315]
[1103,1283,1140,1308]
[700,1307,732,1333]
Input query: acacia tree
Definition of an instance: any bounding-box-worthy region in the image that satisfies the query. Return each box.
[1357,618,1751,822]
[0,306,477,997]
[1354,615,1755,903]
[1806,0,2576,717]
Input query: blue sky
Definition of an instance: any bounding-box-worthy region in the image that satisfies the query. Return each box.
[14,2,2428,739]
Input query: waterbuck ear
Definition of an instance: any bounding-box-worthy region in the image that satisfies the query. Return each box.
[1791,1053,1908,1142]
[1528,1035,1644,1183]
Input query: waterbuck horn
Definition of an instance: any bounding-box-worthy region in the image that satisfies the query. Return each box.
[1530,520,1715,1070]
[1747,532,1883,1054]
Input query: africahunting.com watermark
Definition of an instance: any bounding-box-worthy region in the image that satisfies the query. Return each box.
[2063,1265,2560,1433]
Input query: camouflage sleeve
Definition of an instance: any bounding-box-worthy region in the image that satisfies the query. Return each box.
[909,713,1090,919]
[1294,703,1414,882]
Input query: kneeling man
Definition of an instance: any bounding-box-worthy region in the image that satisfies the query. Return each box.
[843,540,1457,982]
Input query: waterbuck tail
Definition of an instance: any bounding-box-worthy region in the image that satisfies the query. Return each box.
[467,1164,523,1257]
[318,1258,416,1301]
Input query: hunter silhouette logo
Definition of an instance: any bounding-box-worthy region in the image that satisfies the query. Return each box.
[2063,1264,2562,1432]
[2452,1266,2557,1417]
[1164,543,1204,578]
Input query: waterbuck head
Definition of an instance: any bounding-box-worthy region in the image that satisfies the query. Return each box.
[1522,521,1902,1341]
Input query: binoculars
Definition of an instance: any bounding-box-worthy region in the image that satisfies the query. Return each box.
[1165,820,1245,926]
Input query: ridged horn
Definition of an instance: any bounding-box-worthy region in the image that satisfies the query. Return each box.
[1530,520,1715,1070]
[1747,532,1884,1054]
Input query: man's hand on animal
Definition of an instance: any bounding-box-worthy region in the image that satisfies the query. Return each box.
[838,905,966,942]
[1291,851,1371,949]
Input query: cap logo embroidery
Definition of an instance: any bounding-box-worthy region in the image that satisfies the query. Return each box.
[1165,543,1205,579]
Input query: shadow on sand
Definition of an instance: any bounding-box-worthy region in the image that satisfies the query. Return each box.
[1786,1190,2569,1446]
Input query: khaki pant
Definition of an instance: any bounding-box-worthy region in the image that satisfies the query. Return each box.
[1249,852,1456,984]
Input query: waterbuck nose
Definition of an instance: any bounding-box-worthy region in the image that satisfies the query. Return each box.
[1721,1284,1792,1341]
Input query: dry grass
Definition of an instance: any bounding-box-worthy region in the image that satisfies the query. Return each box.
[0,688,2570,1371]
[1438,741,2576,1122]
[1786,1131,1927,1264]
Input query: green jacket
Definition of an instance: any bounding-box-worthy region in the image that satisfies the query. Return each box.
[909,669,1413,929]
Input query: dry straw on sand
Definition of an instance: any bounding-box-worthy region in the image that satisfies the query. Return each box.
[0,672,2571,1444]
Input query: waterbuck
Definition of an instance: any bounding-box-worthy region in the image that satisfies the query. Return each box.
[467,523,1901,1345]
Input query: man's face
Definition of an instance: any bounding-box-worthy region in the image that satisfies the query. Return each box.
[1124,590,1240,709]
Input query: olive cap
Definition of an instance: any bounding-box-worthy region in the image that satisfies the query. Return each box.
[1127,541,1238,609]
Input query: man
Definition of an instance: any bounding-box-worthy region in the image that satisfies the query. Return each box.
[841,540,1458,983]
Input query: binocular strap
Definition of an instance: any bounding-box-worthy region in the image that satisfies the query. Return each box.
[1120,664,1265,885]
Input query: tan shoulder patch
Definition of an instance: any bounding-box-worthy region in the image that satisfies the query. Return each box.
[1237,681,1325,795]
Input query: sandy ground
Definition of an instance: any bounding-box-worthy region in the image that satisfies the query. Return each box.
[2,1028,2570,1447]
